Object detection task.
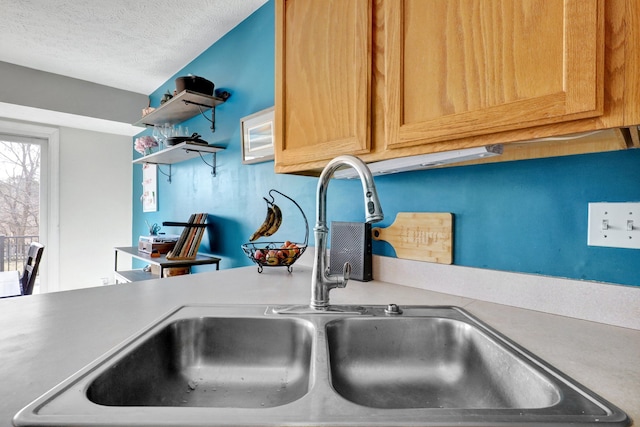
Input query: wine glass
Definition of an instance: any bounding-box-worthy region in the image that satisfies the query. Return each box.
[152,125,163,148]
[159,123,174,147]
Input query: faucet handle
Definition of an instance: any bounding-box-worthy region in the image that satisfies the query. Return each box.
[340,262,351,287]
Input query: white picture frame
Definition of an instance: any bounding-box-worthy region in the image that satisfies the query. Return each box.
[241,106,275,164]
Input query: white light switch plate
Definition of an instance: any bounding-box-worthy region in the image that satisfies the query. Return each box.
[587,202,640,249]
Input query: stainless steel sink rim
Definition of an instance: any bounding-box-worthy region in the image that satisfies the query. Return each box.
[13,304,631,427]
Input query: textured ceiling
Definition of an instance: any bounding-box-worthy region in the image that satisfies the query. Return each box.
[0,0,268,94]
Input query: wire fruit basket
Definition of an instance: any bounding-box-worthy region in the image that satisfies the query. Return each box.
[241,189,309,273]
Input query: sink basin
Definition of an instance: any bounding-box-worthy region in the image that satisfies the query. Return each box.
[14,305,630,427]
[87,316,313,408]
[326,317,560,409]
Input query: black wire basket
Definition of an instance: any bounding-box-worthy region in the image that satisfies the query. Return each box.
[241,189,309,273]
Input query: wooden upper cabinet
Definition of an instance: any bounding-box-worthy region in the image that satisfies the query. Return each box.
[383,0,605,149]
[275,0,372,170]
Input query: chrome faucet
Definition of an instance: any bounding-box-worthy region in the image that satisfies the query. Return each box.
[310,155,384,310]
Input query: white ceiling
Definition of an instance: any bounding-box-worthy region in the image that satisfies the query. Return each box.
[0,0,268,94]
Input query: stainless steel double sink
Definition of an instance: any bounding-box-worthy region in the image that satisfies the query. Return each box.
[14,305,630,426]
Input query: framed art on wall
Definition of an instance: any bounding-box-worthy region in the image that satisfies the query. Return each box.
[241,106,275,164]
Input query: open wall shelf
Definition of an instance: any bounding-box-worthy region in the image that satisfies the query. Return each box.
[132,141,224,165]
[132,88,230,181]
[133,141,224,181]
[134,90,227,127]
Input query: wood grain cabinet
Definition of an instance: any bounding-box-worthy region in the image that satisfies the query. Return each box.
[275,0,372,169]
[275,0,639,175]
[382,0,603,149]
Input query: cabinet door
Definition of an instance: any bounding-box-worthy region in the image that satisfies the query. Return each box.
[383,0,604,149]
[275,0,372,170]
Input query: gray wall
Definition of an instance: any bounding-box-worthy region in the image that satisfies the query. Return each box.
[0,61,147,124]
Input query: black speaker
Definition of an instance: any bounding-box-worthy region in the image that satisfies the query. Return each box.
[329,221,372,282]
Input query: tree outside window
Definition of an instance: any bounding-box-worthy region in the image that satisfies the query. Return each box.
[0,136,42,270]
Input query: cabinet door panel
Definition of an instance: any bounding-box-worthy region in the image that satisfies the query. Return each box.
[384,0,604,149]
[275,0,372,168]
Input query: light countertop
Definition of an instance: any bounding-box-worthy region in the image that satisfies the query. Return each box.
[0,265,638,425]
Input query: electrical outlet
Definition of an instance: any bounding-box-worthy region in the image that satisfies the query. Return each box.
[587,202,640,249]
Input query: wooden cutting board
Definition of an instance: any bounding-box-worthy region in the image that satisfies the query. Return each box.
[372,212,453,264]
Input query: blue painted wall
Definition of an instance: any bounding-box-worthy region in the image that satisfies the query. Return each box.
[133,1,640,287]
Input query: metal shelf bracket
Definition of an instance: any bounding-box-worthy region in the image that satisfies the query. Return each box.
[188,100,217,133]
[188,150,217,177]
[157,164,172,183]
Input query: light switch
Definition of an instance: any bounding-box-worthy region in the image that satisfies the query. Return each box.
[587,202,640,249]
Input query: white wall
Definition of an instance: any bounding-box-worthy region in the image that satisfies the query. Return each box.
[58,127,132,290]
[0,65,141,291]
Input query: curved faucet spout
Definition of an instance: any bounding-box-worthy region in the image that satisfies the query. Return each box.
[311,155,384,310]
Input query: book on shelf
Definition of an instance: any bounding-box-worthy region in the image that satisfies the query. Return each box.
[166,213,207,260]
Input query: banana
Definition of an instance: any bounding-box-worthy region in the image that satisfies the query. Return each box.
[249,202,276,241]
[263,203,282,237]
